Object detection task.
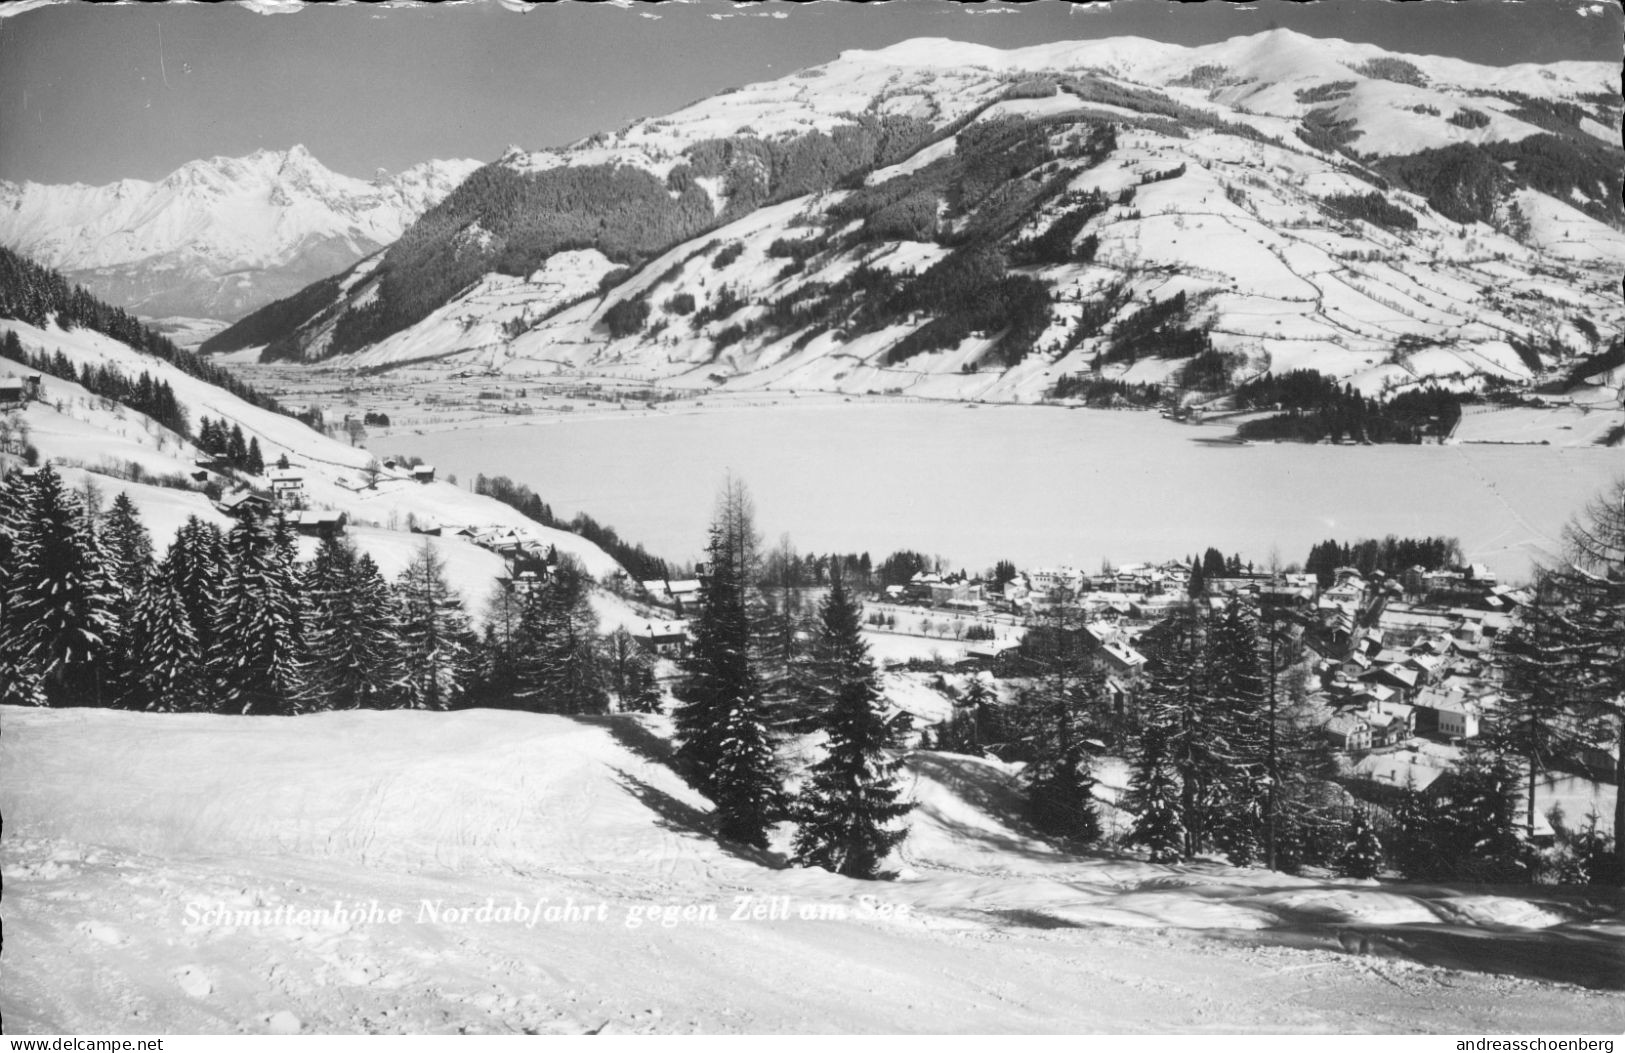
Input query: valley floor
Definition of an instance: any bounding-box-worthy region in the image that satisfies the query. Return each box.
[3,707,1621,1035]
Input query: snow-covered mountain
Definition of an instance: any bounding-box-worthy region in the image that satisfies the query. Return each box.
[0,146,482,324]
[203,31,1623,403]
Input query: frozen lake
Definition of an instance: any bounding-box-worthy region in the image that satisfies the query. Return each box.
[388,402,1621,581]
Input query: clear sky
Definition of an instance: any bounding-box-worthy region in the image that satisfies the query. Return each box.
[1,0,1618,185]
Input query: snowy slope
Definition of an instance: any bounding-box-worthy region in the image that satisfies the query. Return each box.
[0,317,625,590]
[4,706,1622,1034]
[0,147,481,322]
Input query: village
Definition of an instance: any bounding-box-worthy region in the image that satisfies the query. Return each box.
[635,550,1616,844]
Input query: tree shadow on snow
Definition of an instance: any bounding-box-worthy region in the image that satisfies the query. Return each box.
[1207,920,1625,991]
[609,768,789,872]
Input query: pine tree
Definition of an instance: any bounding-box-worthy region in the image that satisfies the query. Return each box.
[121,557,210,712]
[1015,592,1103,846]
[1499,480,1625,883]
[1205,600,1270,866]
[1340,810,1384,879]
[0,464,119,706]
[790,576,913,877]
[674,478,784,847]
[101,491,153,598]
[302,538,404,710]
[245,437,265,476]
[214,510,307,714]
[396,540,476,710]
[511,555,608,714]
[1126,719,1185,863]
[166,516,226,656]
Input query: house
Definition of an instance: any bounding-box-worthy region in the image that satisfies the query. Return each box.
[633,621,689,658]
[216,490,274,520]
[1364,698,1416,746]
[291,509,348,540]
[642,579,703,610]
[1352,749,1450,793]
[411,464,436,484]
[1361,663,1419,698]
[1324,713,1372,752]
[0,378,28,409]
[268,468,305,505]
[1099,638,1147,678]
[1413,688,1481,739]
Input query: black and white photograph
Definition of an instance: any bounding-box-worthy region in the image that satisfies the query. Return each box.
[1,0,1622,1036]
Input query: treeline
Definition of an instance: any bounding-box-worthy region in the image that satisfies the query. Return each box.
[1099,291,1214,365]
[0,247,285,415]
[1234,370,1463,443]
[0,464,660,716]
[1320,191,1417,231]
[1303,535,1462,587]
[1050,374,1163,408]
[1,330,189,438]
[470,473,670,581]
[1009,190,1109,266]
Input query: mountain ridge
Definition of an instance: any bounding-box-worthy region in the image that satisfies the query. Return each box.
[124,33,1625,406]
[0,147,482,324]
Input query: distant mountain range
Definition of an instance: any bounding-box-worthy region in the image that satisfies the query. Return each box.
[0,146,481,324]
[19,30,1625,404]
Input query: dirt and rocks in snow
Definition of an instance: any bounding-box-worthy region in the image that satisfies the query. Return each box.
[3,706,1621,1035]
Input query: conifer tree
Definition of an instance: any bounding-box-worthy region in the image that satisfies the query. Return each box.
[1500,480,1625,882]
[1340,810,1383,879]
[302,538,404,710]
[791,576,913,877]
[1126,719,1185,862]
[214,510,306,714]
[511,555,608,714]
[1206,600,1270,865]
[396,540,476,710]
[245,437,265,476]
[0,464,119,705]
[102,491,153,598]
[1015,591,1103,845]
[122,557,209,712]
[674,478,784,847]
[166,516,227,656]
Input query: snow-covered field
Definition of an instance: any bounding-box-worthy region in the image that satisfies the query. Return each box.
[4,706,1621,1034]
[386,401,1622,583]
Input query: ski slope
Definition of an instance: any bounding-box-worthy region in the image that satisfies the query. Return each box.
[4,706,1621,1034]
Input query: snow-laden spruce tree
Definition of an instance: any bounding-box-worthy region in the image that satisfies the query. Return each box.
[674,478,784,847]
[167,515,227,657]
[1205,599,1270,866]
[301,537,405,710]
[396,540,476,710]
[101,491,153,599]
[121,556,209,712]
[214,510,307,714]
[0,463,119,706]
[791,575,913,878]
[1339,810,1383,880]
[1126,719,1186,863]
